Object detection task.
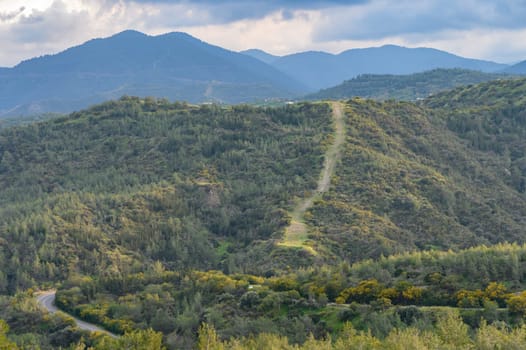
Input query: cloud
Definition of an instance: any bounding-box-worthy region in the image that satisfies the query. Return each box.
[10,1,90,43]
[123,0,368,24]
[313,0,526,42]
[0,0,526,67]
[175,9,319,55]
[0,6,25,22]
[0,1,107,66]
[406,28,526,64]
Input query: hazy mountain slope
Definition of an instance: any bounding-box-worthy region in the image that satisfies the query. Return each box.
[503,60,526,74]
[272,51,341,90]
[0,113,62,130]
[240,49,280,64]
[306,68,510,101]
[0,31,307,117]
[273,45,508,90]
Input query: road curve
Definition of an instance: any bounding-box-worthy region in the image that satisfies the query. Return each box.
[36,290,118,338]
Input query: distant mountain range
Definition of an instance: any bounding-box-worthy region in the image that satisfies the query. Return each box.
[305,68,511,101]
[243,45,511,90]
[1,30,525,116]
[0,30,306,117]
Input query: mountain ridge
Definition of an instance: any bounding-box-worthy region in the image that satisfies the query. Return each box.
[0,30,307,117]
[2,78,526,283]
[241,44,509,90]
[239,49,280,64]
[1,31,518,117]
[505,59,526,74]
[270,45,508,90]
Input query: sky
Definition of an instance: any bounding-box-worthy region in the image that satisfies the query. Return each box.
[1,0,526,67]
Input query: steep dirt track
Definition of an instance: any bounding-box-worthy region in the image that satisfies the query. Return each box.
[36,290,118,338]
[279,101,345,253]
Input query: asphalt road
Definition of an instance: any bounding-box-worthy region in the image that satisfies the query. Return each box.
[36,290,118,338]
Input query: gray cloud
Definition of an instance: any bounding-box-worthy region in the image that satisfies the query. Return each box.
[0,6,25,22]
[127,0,368,23]
[128,0,366,6]
[12,1,88,43]
[313,0,526,42]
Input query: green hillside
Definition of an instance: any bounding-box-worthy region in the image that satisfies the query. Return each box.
[306,68,510,101]
[2,79,526,348]
[2,80,526,282]
[302,95,526,263]
[0,97,331,292]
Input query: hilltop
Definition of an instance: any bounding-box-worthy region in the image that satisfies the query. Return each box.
[239,49,280,64]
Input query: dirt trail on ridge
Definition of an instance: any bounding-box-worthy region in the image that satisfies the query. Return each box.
[279,101,345,253]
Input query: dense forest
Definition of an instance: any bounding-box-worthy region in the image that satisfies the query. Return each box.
[2,78,526,348]
[306,68,510,101]
[0,98,331,293]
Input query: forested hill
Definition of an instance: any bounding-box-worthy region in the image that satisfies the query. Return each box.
[305,68,510,101]
[0,98,331,292]
[2,79,526,348]
[1,79,526,293]
[302,90,526,262]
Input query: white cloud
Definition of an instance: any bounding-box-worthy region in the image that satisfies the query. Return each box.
[0,0,53,13]
[405,28,526,64]
[175,10,319,55]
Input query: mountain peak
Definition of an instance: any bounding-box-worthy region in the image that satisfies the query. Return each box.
[378,44,404,49]
[156,31,198,40]
[240,49,280,64]
[110,29,148,39]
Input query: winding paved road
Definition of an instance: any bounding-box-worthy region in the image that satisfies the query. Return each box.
[36,290,118,338]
